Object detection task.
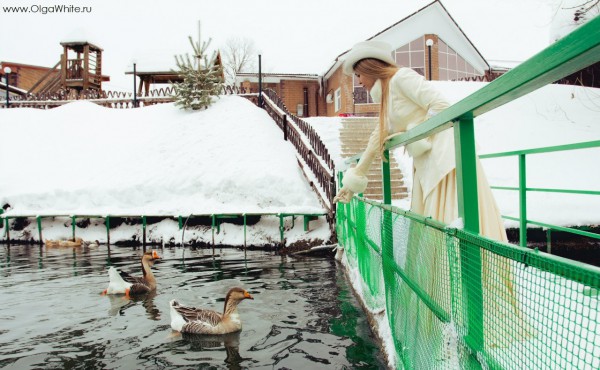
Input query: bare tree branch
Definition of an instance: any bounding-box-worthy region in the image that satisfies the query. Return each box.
[222,37,257,84]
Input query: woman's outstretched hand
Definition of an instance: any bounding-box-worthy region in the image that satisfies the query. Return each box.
[333,188,354,204]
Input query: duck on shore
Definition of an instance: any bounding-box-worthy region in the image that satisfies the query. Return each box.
[45,237,83,248]
[102,250,160,297]
[170,287,254,335]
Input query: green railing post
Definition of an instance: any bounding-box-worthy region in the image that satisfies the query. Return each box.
[243,214,247,249]
[454,115,480,233]
[71,215,76,240]
[105,216,110,246]
[519,154,528,247]
[279,214,285,246]
[4,218,9,241]
[381,148,393,285]
[211,214,215,247]
[382,150,392,206]
[178,216,183,230]
[454,114,484,358]
[142,215,147,250]
[37,216,43,244]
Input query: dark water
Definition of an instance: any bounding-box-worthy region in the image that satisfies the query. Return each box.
[0,245,385,369]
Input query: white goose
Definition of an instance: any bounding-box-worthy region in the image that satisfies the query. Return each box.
[102,250,160,297]
[170,287,254,335]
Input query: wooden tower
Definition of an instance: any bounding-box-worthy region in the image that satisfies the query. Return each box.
[60,41,104,92]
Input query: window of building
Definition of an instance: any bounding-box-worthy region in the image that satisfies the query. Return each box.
[352,76,373,104]
[395,36,425,76]
[334,87,341,112]
[351,36,433,104]
[438,39,482,81]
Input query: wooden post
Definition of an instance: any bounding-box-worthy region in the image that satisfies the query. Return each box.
[83,45,89,90]
[60,49,67,88]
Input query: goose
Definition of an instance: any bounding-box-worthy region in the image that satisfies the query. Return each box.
[102,250,160,297]
[83,240,100,248]
[170,287,253,335]
[45,237,83,248]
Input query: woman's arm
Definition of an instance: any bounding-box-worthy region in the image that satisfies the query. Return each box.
[334,125,380,203]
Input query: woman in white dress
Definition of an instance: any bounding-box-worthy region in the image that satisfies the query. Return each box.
[334,40,529,364]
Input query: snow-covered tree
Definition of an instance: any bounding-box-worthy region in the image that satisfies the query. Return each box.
[174,33,223,110]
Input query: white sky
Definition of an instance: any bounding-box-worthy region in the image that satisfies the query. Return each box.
[0,0,557,90]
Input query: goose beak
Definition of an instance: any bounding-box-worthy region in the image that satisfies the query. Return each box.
[244,291,254,300]
[152,250,161,259]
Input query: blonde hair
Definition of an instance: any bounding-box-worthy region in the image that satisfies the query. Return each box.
[354,58,399,159]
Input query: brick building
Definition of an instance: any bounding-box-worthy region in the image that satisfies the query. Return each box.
[236,0,500,118]
[325,0,491,117]
[235,73,325,117]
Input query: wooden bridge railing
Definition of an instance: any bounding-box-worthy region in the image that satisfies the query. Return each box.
[260,89,336,219]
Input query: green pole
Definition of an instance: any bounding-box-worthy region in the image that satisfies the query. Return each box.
[37,216,43,244]
[519,154,527,247]
[142,215,147,250]
[381,148,393,296]
[243,214,247,249]
[454,115,480,233]
[71,216,76,240]
[105,216,111,246]
[279,214,284,247]
[382,149,392,205]
[178,216,183,230]
[454,115,484,358]
[212,214,215,247]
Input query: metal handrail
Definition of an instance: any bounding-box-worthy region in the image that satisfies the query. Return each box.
[339,14,600,361]
[479,139,600,246]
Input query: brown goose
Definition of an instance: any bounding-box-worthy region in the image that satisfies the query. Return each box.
[102,250,160,297]
[45,237,83,248]
[169,287,254,335]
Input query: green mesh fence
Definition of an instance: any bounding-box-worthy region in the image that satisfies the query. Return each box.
[337,197,600,369]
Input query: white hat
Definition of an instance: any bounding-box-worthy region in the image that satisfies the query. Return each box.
[342,40,396,75]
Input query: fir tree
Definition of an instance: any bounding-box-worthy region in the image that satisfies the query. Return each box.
[173,32,223,110]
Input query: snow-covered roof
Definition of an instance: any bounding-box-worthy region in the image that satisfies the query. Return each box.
[59,28,103,50]
[324,0,490,79]
[235,72,320,84]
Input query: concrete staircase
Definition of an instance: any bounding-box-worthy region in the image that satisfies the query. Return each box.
[340,117,408,200]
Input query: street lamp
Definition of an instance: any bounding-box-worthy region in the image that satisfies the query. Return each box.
[425,38,434,81]
[3,66,11,108]
[258,54,262,108]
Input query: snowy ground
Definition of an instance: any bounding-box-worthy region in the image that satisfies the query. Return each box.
[0,96,330,246]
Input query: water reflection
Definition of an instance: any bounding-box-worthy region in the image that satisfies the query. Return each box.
[181,332,244,370]
[106,290,160,320]
[0,245,386,369]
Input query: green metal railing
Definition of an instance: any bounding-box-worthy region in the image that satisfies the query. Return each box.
[1,212,326,248]
[337,15,600,369]
[480,140,600,247]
